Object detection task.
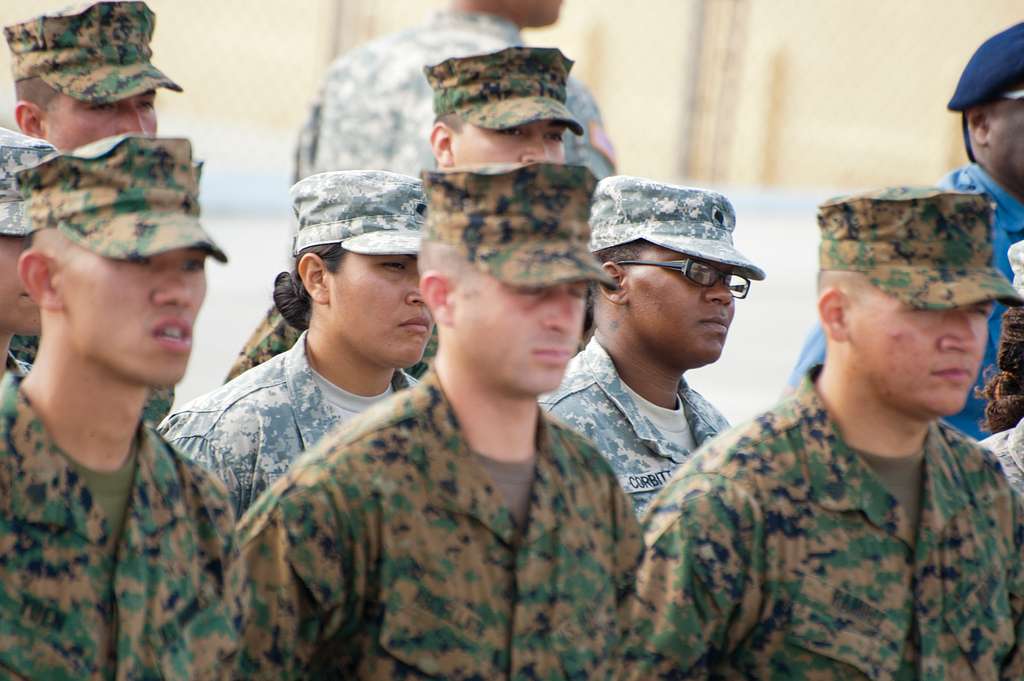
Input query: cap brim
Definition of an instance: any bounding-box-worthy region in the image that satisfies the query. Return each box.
[55,212,227,263]
[0,201,31,237]
[341,230,421,256]
[461,97,584,136]
[865,266,1022,309]
[45,61,182,105]
[639,234,766,281]
[476,244,616,289]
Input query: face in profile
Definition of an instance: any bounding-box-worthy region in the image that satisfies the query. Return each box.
[316,253,432,372]
[39,90,157,151]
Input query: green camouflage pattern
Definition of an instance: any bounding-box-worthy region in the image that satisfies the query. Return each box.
[0,372,243,679]
[17,134,227,263]
[0,127,54,237]
[291,170,425,255]
[541,338,729,516]
[819,186,1021,309]
[589,175,766,280]
[425,46,583,134]
[4,0,181,104]
[624,372,1024,679]
[422,162,613,287]
[235,370,642,679]
[161,332,415,518]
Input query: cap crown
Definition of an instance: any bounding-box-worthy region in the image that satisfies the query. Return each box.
[948,21,1024,110]
[0,128,55,236]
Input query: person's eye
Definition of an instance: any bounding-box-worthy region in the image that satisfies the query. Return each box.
[182,257,206,273]
[497,127,523,137]
[383,261,406,271]
[89,102,116,112]
[546,131,565,143]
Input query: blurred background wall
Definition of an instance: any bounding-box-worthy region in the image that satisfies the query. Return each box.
[0,1,1020,419]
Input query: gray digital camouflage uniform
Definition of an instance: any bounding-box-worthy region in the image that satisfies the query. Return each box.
[541,338,729,516]
[160,333,415,519]
[294,10,616,182]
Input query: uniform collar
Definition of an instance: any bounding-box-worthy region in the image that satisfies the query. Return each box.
[579,338,709,461]
[961,163,1024,234]
[284,331,417,449]
[792,371,972,549]
[0,373,189,548]
[425,10,523,45]
[407,370,571,547]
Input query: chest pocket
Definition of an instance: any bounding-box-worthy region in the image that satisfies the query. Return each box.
[379,596,493,678]
[785,576,907,680]
[943,569,1014,678]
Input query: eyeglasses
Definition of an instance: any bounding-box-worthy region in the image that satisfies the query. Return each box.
[615,259,751,299]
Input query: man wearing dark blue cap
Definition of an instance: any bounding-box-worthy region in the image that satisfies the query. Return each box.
[785,21,1024,440]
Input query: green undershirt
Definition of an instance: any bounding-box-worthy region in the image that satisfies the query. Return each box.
[62,441,138,550]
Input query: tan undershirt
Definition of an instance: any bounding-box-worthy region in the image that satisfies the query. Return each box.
[475,454,536,531]
[855,448,925,541]
[61,440,139,550]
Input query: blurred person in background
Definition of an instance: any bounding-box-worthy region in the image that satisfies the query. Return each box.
[226,46,587,383]
[160,171,429,518]
[542,177,765,516]
[784,22,1024,440]
[4,0,183,424]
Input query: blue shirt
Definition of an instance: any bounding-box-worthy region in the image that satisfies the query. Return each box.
[786,164,1024,439]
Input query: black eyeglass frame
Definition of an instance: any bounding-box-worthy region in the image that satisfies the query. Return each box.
[614,258,752,299]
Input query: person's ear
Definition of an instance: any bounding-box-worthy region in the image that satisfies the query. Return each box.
[297,253,330,305]
[966,104,993,152]
[18,246,63,312]
[14,100,47,140]
[420,270,455,327]
[429,121,456,169]
[598,261,629,306]
[818,286,852,343]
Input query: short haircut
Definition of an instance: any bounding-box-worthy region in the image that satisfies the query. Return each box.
[434,112,464,133]
[592,238,650,267]
[14,77,58,110]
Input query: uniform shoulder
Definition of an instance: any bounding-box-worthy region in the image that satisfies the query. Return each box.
[160,356,289,440]
[539,366,601,409]
[543,412,620,481]
[937,421,1016,486]
[148,427,237,531]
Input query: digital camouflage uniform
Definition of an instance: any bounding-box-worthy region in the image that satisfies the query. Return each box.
[2,135,240,679]
[228,43,593,382]
[5,1,184,424]
[0,128,53,376]
[163,170,425,518]
[543,177,765,515]
[236,163,641,680]
[625,188,1024,680]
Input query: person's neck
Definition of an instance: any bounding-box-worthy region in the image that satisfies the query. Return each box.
[595,328,683,410]
[815,358,929,458]
[448,0,522,27]
[20,341,146,472]
[974,158,1024,206]
[306,323,394,397]
[434,349,538,463]
[0,332,12,362]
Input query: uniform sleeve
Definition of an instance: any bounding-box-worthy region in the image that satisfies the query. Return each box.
[234,480,369,680]
[1002,488,1024,679]
[622,474,765,679]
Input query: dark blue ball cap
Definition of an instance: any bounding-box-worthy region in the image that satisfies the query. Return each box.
[948,22,1024,111]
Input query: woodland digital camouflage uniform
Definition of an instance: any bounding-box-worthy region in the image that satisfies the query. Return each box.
[4,0,181,104]
[164,170,424,517]
[2,135,240,679]
[624,188,1024,680]
[544,178,765,515]
[235,163,641,679]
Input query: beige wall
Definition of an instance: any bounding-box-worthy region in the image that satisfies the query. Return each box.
[1,1,1020,190]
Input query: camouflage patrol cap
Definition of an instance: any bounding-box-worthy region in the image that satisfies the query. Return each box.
[819,187,1021,309]
[0,128,55,237]
[424,46,583,135]
[291,170,425,256]
[421,162,613,287]
[589,175,766,281]
[4,1,181,105]
[17,134,226,263]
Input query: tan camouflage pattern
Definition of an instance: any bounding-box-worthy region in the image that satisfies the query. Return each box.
[4,0,181,104]
[422,162,613,287]
[17,134,227,263]
[624,371,1024,679]
[819,186,1021,309]
[0,372,243,679]
[235,370,642,679]
[541,338,729,516]
[425,46,583,134]
[0,127,55,237]
[589,175,766,280]
[294,10,616,183]
[291,170,425,255]
[161,332,415,518]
